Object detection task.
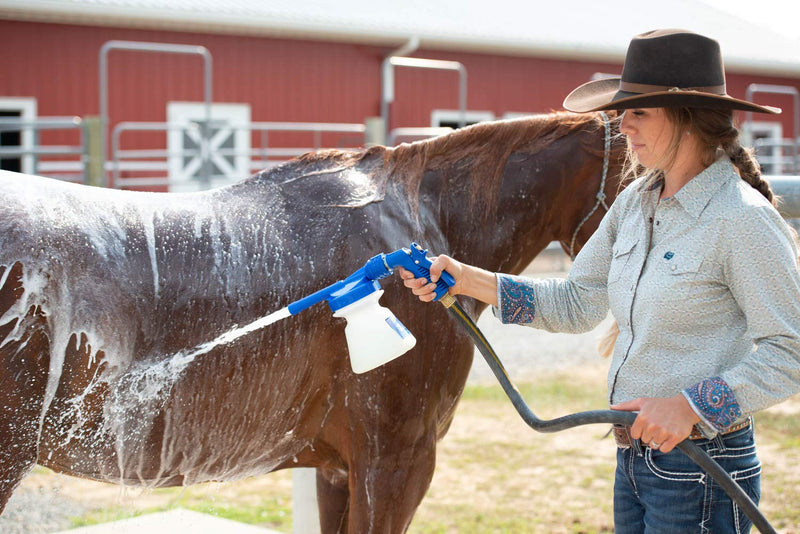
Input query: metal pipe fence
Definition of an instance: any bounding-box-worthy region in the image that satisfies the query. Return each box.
[744,84,800,174]
[0,116,88,183]
[110,121,367,190]
[99,41,213,187]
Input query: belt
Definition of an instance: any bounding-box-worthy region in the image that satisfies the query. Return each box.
[612,418,752,449]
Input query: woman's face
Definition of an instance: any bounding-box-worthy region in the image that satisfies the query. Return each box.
[619,108,674,169]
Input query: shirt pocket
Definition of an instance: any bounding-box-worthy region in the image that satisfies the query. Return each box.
[608,238,638,285]
[664,252,704,277]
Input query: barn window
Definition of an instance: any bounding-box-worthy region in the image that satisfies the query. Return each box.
[0,97,36,175]
[167,102,251,191]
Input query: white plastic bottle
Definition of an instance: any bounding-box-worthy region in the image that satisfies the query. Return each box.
[333,290,417,373]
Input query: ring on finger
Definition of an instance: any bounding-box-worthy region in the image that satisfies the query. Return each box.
[649,441,662,449]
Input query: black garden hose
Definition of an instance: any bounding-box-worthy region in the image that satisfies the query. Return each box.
[444,298,777,534]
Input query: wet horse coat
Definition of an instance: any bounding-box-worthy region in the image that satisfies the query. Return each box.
[0,112,624,532]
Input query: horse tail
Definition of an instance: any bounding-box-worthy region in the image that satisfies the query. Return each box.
[596,320,619,359]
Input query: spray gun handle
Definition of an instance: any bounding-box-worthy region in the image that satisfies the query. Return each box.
[372,243,455,301]
[407,243,456,300]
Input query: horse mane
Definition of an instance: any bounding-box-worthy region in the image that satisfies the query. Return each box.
[385,111,608,218]
[261,111,610,220]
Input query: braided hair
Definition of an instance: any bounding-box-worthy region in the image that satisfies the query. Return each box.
[665,107,777,207]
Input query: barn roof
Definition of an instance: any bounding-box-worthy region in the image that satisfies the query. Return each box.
[3,0,800,77]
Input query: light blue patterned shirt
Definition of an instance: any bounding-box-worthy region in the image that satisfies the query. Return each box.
[493,156,800,434]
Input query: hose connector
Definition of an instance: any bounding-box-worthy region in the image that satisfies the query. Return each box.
[438,293,456,308]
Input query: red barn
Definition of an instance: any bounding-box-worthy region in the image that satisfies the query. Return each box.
[1,0,799,190]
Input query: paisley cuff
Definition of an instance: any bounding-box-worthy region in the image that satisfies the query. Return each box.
[683,376,742,432]
[495,273,537,324]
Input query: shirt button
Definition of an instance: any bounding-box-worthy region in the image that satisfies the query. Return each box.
[671,265,677,271]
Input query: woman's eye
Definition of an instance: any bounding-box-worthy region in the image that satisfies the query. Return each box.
[631,110,645,116]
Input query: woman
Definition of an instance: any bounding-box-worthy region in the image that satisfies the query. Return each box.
[400,29,800,532]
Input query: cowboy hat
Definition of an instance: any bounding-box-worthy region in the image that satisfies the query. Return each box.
[563,29,781,114]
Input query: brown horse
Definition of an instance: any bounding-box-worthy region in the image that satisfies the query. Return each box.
[0,111,624,532]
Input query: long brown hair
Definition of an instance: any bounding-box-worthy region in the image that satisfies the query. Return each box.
[652,107,777,206]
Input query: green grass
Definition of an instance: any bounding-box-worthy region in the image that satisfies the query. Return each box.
[67,481,292,530]
[755,410,800,449]
[410,504,538,534]
[462,378,605,407]
[71,499,291,528]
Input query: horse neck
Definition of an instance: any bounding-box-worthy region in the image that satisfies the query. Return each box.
[414,117,616,277]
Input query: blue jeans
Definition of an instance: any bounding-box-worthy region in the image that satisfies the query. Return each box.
[614,425,761,533]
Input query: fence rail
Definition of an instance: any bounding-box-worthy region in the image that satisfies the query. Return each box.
[743,83,800,175]
[0,116,88,183]
[110,121,367,190]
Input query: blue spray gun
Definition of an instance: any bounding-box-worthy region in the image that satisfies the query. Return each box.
[281,242,455,373]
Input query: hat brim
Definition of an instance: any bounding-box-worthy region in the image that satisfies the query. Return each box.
[563,77,781,114]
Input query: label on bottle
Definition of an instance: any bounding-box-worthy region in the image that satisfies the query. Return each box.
[385,315,412,339]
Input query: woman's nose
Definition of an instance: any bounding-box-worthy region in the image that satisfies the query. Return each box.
[619,112,632,136]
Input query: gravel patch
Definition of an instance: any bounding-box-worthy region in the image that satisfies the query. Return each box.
[468,259,613,385]
[468,305,614,384]
[0,483,82,534]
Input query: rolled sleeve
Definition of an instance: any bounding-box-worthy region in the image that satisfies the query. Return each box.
[493,273,537,324]
[682,376,743,434]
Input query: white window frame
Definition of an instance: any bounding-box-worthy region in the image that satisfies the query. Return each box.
[746,121,784,175]
[431,109,494,128]
[167,102,251,191]
[0,97,37,174]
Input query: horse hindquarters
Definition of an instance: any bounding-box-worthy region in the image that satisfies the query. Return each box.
[0,262,51,512]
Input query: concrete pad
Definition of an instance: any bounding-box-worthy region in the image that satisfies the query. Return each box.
[53,508,284,534]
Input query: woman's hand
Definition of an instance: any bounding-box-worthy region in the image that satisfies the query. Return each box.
[397,255,465,302]
[611,394,701,453]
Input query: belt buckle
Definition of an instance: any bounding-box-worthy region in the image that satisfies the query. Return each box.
[612,425,633,449]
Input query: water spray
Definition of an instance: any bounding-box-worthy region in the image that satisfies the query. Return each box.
[221,243,456,374]
[198,242,774,532]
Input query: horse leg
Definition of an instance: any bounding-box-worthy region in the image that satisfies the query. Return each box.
[311,434,437,533]
[0,262,51,512]
[317,467,350,533]
[344,435,437,533]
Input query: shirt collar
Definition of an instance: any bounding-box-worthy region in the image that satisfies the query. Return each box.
[671,156,735,219]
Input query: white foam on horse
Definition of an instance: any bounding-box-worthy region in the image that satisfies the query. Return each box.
[1,174,241,470]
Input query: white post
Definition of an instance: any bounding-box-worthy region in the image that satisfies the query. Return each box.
[365,117,386,147]
[292,468,320,534]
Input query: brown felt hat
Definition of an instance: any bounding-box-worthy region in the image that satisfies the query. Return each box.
[563,29,781,114]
